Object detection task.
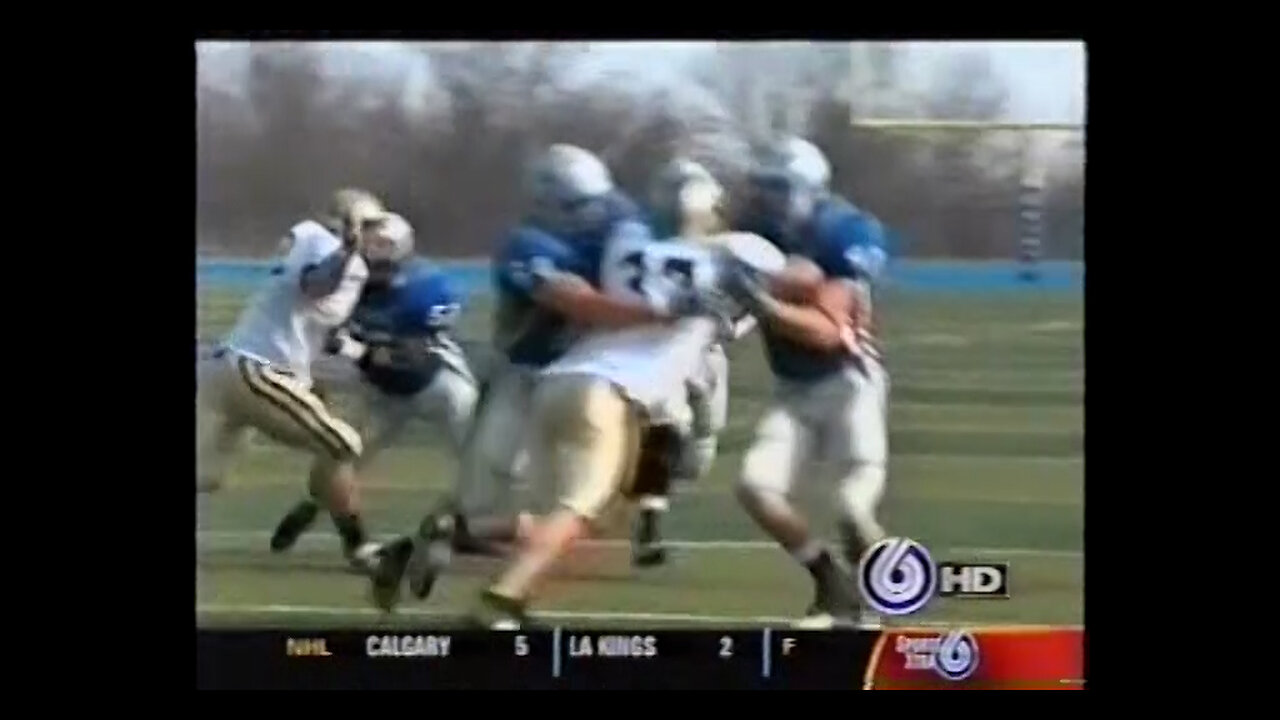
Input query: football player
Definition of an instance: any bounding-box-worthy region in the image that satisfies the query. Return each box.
[631,158,758,567]
[366,144,683,605]
[268,213,479,556]
[465,230,776,628]
[196,188,387,569]
[727,137,891,628]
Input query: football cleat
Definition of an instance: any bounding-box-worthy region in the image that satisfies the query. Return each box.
[369,537,415,612]
[406,513,456,600]
[794,562,861,630]
[345,541,383,574]
[631,507,669,568]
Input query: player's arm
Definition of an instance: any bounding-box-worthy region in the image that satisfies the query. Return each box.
[322,301,374,360]
[742,280,856,352]
[283,222,363,300]
[405,276,469,370]
[735,217,884,352]
[300,247,360,300]
[363,274,466,373]
[534,273,671,329]
[504,226,671,330]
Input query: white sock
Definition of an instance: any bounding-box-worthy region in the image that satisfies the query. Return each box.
[639,495,670,512]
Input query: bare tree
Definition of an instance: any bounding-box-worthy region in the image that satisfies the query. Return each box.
[196,42,1078,260]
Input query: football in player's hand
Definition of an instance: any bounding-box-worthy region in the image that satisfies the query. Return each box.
[770,256,825,302]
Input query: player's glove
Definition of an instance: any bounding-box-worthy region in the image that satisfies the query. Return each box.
[667,287,738,342]
[722,259,783,320]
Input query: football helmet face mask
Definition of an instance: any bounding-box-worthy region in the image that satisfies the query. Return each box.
[746,137,832,237]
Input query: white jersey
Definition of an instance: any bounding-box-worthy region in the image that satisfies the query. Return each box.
[223,220,369,385]
[543,235,727,414]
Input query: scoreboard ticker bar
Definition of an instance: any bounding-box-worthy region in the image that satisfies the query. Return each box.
[197,628,1085,690]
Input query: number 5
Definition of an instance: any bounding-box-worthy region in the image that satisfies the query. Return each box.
[514,635,529,656]
[719,636,733,658]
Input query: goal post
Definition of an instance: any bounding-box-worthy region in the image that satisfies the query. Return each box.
[848,117,1085,278]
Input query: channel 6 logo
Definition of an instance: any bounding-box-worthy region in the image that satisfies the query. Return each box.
[857,537,1009,615]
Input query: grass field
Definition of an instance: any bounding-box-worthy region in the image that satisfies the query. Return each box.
[196,285,1083,630]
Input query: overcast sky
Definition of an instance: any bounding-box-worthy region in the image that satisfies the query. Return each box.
[199,40,1085,124]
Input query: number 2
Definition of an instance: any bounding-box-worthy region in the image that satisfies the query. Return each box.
[719,636,733,658]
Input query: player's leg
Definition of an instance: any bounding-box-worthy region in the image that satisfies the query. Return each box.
[196,361,249,493]
[473,374,641,627]
[452,366,534,549]
[824,364,890,576]
[632,344,729,566]
[631,424,682,566]
[411,364,480,459]
[224,356,376,566]
[736,388,859,625]
[357,387,415,470]
[271,381,407,555]
[368,367,527,611]
[360,367,480,596]
[196,410,248,494]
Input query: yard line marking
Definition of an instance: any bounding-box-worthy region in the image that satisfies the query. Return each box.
[201,479,1083,506]
[196,602,1082,631]
[195,529,1082,559]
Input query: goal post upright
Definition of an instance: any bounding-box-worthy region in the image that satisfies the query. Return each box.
[847,116,1085,274]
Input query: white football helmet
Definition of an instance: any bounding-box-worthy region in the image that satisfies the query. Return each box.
[364,212,415,267]
[526,144,615,235]
[754,137,831,191]
[749,137,832,231]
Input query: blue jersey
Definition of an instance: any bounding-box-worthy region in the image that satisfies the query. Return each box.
[493,192,649,368]
[748,197,890,382]
[350,261,466,397]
